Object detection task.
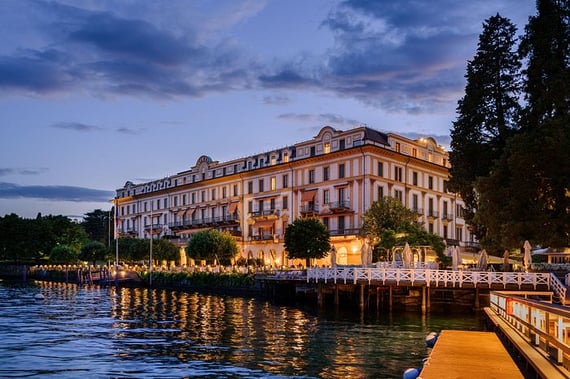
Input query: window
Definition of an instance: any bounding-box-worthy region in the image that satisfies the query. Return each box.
[377,186,384,199]
[222,187,227,198]
[258,199,264,212]
[456,227,463,241]
[201,191,206,202]
[443,201,448,218]
[339,163,345,179]
[259,179,264,192]
[394,190,403,202]
[174,196,178,207]
[428,198,434,215]
[428,176,434,190]
[282,174,289,188]
[413,172,418,186]
[310,146,316,156]
[339,139,345,150]
[377,162,384,177]
[248,201,253,213]
[323,189,330,204]
[308,169,315,184]
[248,181,253,194]
[324,142,331,154]
[412,148,417,157]
[323,217,329,229]
[338,187,345,203]
[233,184,238,197]
[211,189,216,200]
[283,153,289,163]
[323,166,329,181]
[429,223,434,233]
[443,180,449,193]
[282,196,288,210]
[191,193,195,204]
[412,194,419,211]
[270,177,276,191]
[338,216,345,232]
[395,142,401,152]
[270,198,276,210]
[395,166,403,182]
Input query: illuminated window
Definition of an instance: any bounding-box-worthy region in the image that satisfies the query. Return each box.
[270,177,276,191]
[324,142,331,153]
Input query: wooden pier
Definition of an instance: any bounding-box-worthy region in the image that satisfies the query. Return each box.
[419,330,524,379]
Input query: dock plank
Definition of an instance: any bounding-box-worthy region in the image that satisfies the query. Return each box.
[419,330,523,379]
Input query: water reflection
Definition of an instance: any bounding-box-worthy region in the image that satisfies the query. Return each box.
[0,281,484,378]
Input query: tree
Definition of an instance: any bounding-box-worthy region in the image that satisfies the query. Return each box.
[80,241,108,265]
[476,0,570,250]
[361,197,418,238]
[49,244,80,264]
[284,218,330,267]
[186,230,238,265]
[362,198,445,261]
[82,209,111,247]
[448,14,522,234]
[152,238,180,264]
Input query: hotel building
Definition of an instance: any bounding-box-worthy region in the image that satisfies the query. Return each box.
[114,125,473,266]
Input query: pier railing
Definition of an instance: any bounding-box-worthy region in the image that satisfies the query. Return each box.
[307,267,566,303]
[489,291,570,370]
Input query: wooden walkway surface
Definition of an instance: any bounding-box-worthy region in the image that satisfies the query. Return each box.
[419,330,524,379]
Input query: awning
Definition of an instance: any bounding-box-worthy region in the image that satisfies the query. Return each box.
[228,202,239,214]
[254,220,275,228]
[301,189,317,202]
[176,209,187,217]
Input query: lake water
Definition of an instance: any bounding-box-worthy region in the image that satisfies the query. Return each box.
[0,280,484,378]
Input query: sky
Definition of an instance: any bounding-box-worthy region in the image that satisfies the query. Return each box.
[0,0,537,219]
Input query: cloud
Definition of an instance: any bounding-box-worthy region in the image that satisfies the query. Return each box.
[0,0,529,114]
[263,94,291,105]
[116,127,142,135]
[277,112,362,127]
[0,168,48,176]
[50,122,103,132]
[0,182,114,202]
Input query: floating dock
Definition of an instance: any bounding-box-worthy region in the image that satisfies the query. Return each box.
[419,330,523,379]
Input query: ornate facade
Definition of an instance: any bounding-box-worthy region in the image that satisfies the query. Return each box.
[114,125,473,266]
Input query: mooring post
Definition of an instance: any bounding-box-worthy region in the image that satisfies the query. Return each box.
[317,282,324,307]
[474,287,480,310]
[359,284,365,311]
[389,286,393,312]
[334,284,339,306]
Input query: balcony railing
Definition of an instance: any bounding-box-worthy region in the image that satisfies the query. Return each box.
[169,214,239,229]
[329,228,361,236]
[427,210,439,218]
[144,223,162,230]
[412,207,423,215]
[250,209,280,218]
[300,204,319,214]
[251,234,276,241]
[441,213,454,221]
[328,201,351,212]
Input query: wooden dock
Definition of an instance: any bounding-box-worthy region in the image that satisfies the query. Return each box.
[419,330,524,379]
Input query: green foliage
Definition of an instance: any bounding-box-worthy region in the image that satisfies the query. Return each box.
[80,241,108,265]
[186,230,238,265]
[284,218,330,265]
[449,14,521,231]
[50,244,80,264]
[361,197,419,239]
[153,238,180,263]
[81,209,111,247]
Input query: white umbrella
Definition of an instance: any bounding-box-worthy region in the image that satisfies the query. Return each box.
[477,249,488,271]
[403,242,413,269]
[330,245,337,267]
[360,238,370,267]
[523,240,532,271]
[452,246,461,271]
[502,250,510,272]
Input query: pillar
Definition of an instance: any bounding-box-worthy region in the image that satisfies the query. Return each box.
[475,288,480,310]
[334,284,339,306]
[317,282,324,307]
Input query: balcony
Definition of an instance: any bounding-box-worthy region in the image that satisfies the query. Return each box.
[427,210,439,218]
[411,207,423,215]
[329,228,361,236]
[441,213,454,221]
[251,234,276,241]
[300,204,319,217]
[250,209,280,220]
[328,201,352,213]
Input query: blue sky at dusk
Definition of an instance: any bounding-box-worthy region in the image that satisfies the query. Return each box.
[0,0,536,219]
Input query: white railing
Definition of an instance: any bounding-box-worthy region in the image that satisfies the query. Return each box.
[307,267,561,294]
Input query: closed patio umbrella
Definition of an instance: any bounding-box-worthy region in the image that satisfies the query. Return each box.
[523,240,532,271]
[477,249,488,271]
[403,242,413,269]
[452,246,461,271]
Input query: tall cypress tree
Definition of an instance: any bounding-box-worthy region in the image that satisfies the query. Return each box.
[449,14,522,236]
[475,0,569,249]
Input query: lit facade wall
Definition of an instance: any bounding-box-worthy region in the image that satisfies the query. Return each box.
[114,126,473,266]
